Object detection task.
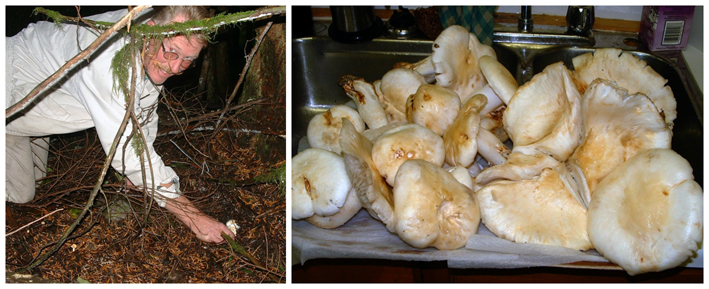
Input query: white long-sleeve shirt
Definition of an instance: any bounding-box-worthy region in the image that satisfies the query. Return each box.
[6,8,180,206]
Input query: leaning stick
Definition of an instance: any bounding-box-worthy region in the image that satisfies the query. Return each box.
[6,6,151,119]
[19,7,148,272]
[6,209,64,237]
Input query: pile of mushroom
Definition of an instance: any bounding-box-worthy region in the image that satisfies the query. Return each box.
[291,26,702,275]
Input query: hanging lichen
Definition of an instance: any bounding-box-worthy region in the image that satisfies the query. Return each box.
[33,6,286,105]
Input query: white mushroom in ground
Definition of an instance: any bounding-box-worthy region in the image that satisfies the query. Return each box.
[338,75,390,129]
[568,79,672,207]
[430,25,496,103]
[292,148,352,219]
[479,55,519,105]
[572,48,677,128]
[307,187,363,228]
[504,61,583,162]
[307,105,366,154]
[371,123,445,187]
[405,84,461,136]
[588,149,703,276]
[443,94,486,167]
[394,159,480,250]
[378,68,427,121]
[475,163,592,251]
[339,119,397,232]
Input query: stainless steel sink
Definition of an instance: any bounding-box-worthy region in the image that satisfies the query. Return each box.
[292,37,519,153]
[292,37,703,186]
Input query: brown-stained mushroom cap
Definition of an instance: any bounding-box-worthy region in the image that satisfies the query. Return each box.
[588,149,703,276]
[394,159,480,250]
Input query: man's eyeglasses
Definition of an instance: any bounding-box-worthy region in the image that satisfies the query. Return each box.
[161,41,196,70]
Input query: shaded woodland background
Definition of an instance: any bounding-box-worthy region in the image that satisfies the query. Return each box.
[5,6,286,283]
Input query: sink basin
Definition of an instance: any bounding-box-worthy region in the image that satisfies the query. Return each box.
[292,36,520,153]
[530,47,703,187]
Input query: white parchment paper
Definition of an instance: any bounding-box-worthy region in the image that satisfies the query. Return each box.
[293,210,610,269]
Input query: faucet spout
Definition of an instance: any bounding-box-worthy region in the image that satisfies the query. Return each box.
[518,6,533,33]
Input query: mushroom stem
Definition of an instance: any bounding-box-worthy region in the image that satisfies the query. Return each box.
[476,127,510,166]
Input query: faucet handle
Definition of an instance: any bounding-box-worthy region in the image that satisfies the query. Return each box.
[566,6,595,36]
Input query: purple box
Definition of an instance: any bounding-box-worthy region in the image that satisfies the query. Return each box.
[640,6,695,51]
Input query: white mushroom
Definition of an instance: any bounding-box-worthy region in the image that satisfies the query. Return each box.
[362,121,407,143]
[338,75,390,129]
[572,48,676,127]
[405,83,461,136]
[307,187,363,228]
[503,61,583,162]
[379,68,427,120]
[476,127,511,166]
[374,80,407,122]
[430,25,496,103]
[479,55,519,105]
[339,119,397,232]
[588,149,703,276]
[394,159,480,250]
[292,148,352,219]
[475,146,560,187]
[307,105,366,154]
[443,94,486,167]
[568,79,672,206]
[475,163,593,251]
[371,123,445,186]
[447,166,474,191]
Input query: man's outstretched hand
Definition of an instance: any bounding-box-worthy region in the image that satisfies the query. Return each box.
[164,195,236,243]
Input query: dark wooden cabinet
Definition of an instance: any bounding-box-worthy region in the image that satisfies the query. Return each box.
[292,259,703,283]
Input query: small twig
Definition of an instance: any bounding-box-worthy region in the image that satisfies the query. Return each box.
[6,209,64,237]
[170,139,213,177]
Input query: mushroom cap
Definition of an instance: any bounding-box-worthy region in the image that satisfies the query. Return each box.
[431,25,496,102]
[394,159,480,250]
[307,187,363,228]
[569,79,672,202]
[307,105,366,154]
[338,75,390,129]
[572,48,676,127]
[479,55,518,105]
[406,83,462,136]
[475,146,560,187]
[371,123,445,186]
[379,68,427,117]
[339,119,397,232]
[362,121,407,143]
[443,94,487,167]
[475,164,593,251]
[588,149,703,276]
[292,148,352,219]
[504,61,583,161]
